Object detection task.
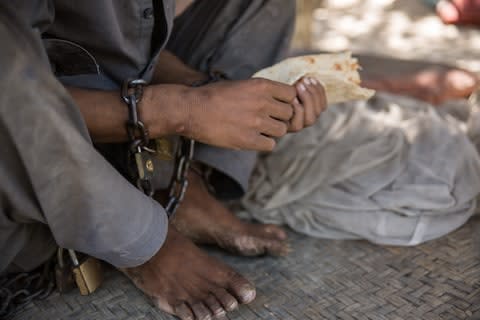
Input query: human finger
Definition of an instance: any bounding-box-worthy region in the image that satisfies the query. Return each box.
[309,77,328,115]
[265,99,294,121]
[288,98,304,132]
[260,118,288,138]
[261,79,297,103]
[296,80,316,127]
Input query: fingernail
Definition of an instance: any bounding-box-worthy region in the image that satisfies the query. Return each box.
[303,77,311,85]
[294,97,300,104]
[310,77,318,85]
[298,83,306,91]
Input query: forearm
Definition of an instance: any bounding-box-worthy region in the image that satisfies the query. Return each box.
[67,72,299,152]
[175,0,195,17]
[67,84,190,143]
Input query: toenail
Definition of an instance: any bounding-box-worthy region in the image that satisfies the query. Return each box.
[298,83,306,92]
[227,301,238,311]
[214,314,228,320]
[240,288,256,303]
[214,309,226,317]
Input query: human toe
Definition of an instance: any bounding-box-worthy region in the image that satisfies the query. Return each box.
[174,303,195,320]
[190,301,213,320]
[227,273,256,304]
[205,294,227,318]
[255,224,288,240]
[211,288,238,312]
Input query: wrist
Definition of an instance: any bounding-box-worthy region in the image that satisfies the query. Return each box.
[140,84,199,138]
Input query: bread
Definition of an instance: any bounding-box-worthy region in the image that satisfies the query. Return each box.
[253,52,375,104]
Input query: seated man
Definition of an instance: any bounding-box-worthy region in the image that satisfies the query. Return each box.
[43,0,326,257]
[4,1,327,319]
[0,6,254,320]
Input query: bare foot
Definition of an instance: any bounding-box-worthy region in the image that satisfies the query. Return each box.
[160,171,289,257]
[121,226,256,320]
[363,67,478,105]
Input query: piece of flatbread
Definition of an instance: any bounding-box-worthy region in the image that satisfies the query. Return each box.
[253,52,375,104]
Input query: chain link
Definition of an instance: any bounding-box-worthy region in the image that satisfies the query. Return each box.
[165,138,195,218]
[122,79,156,196]
[122,71,228,212]
[0,262,55,318]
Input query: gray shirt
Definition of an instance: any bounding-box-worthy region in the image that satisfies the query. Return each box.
[38,0,257,195]
[44,0,175,89]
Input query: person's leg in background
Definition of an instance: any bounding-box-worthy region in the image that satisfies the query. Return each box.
[361,57,478,105]
[360,0,479,104]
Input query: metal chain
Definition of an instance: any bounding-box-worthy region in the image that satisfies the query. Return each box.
[0,262,55,318]
[122,79,156,196]
[121,78,195,218]
[121,71,228,215]
[165,138,195,218]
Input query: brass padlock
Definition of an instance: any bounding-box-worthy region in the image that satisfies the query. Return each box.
[68,249,103,295]
[155,137,174,161]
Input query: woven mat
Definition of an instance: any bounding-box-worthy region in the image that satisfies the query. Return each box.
[11,217,480,320]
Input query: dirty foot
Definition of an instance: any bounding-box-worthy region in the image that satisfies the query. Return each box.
[363,67,478,105]
[121,226,256,320]
[161,171,289,257]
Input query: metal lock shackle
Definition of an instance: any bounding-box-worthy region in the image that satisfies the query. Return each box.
[56,248,103,295]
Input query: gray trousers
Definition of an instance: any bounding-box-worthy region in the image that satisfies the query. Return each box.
[0,8,167,274]
[168,0,296,198]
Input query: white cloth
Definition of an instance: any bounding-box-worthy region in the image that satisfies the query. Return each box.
[240,93,480,245]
